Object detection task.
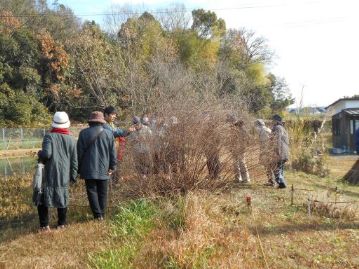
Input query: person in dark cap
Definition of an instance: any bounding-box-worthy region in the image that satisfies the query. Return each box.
[103,106,135,179]
[103,106,135,138]
[270,114,289,188]
[77,111,117,220]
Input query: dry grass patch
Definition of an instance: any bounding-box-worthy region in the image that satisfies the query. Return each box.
[0,221,112,269]
[1,156,359,268]
[134,192,265,268]
[327,155,359,179]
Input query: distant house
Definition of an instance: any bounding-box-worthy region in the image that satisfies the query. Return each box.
[326,97,359,152]
[288,106,326,115]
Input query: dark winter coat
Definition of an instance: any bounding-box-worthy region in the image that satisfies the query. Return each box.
[271,123,290,162]
[38,133,78,208]
[77,125,117,180]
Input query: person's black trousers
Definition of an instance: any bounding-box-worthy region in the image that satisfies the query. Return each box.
[37,204,67,227]
[85,179,108,219]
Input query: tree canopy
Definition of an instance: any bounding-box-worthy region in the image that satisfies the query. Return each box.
[0,1,293,126]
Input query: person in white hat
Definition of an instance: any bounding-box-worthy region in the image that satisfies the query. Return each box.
[37,111,78,231]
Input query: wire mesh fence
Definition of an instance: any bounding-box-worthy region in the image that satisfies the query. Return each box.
[0,127,84,150]
[0,128,45,150]
[0,127,85,178]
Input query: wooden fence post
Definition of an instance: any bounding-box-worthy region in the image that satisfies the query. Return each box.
[307,194,312,216]
[334,186,338,205]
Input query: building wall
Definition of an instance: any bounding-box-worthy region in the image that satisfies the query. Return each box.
[329,100,359,115]
[348,116,359,150]
[332,113,344,149]
[332,112,359,151]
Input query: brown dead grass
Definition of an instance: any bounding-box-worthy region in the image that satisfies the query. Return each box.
[133,186,359,268]
[1,155,359,268]
[0,149,39,158]
[0,221,111,269]
[327,155,359,179]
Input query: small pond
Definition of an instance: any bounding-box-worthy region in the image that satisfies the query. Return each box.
[0,157,36,179]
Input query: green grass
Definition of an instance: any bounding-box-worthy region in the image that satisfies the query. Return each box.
[159,195,187,231]
[88,199,157,269]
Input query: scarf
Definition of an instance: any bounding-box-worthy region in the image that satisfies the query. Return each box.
[51,128,71,135]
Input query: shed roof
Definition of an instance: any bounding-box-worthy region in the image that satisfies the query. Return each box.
[326,97,359,109]
[343,108,359,116]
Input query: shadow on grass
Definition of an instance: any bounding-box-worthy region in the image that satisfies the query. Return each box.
[0,205,119,244]
[252,221,359,237]
[0,212,39,243]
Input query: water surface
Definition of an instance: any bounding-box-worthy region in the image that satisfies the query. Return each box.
[0,157,36,179]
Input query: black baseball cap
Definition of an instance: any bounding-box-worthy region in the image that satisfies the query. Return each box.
[104,106,117,115]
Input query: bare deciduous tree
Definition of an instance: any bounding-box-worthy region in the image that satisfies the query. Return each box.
[156,3,191,32]
[103,4,139,37]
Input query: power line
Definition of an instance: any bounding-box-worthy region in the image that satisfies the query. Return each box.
[0,2,353,30]
[0,3,293,19]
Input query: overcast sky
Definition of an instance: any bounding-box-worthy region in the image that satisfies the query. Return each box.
[57,0,359,107]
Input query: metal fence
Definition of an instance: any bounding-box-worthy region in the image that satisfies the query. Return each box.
[0,127,84,150]
[0,157,35,178]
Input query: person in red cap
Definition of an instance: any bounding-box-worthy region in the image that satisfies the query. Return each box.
[77,111,117,220]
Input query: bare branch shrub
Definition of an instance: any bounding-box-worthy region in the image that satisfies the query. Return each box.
[289,116,330,177]
[311,201,358,221]
[113,61,269,198]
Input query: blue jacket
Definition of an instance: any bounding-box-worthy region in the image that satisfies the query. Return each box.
[77,125,117,180]
[355,128,359,148]
[104,122,129,138]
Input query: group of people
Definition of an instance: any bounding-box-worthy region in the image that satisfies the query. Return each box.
[35,106,166,231]
[37,110,117,231]
[255,114,290,189]
[205,114,289,188]
[35,107,289,231]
